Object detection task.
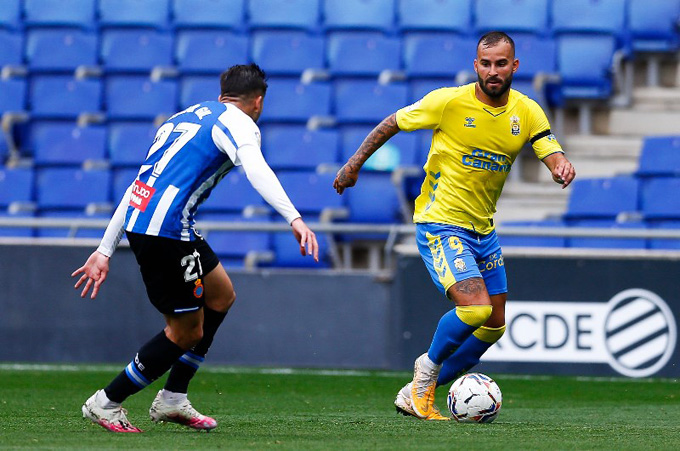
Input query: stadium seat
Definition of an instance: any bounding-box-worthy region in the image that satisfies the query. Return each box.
[551,0,626,38]
[327,32,401,77]
[35,167,111,210]
[0,210,34,237]
[323,0,395,32]
[32,123,107,166]
[628,0,680,52]
[196,211,272,262]
[647,220,680,250]
[402,33,477,78]
[513,34,557,81]
[474,0,549,35]
[200,168,265,213]
[25,29,98,73]
[0,167,34,208]
[636,136,680,178]
[261,125,340,170]
[0,130,8,163]
[0,78,26,114]
[259,79,332,123]
[334,80,408,124]
[566,219,647,249]
[0,30,23,69]
[179,76,219,109]
[100,29,173,73]
[564,176,640,220]
[0,0,21,29]
[397,0,472,34]
[247,0,320,30]
[641,178,680,220]
[30,76,102,119]
[251,31,325,76]
[34,208,110,238]
[23,0,97,28]
[276,171,344,214]
[340,125,419,170]
[108,122,157,167]
[99,0,170,29]
[105,76,178,120]
[498,219,567,248]
[111,167,139,202]
[512,79,541,105]
[172,0,245,30]
[269,220,332,268]
[176,30,249,75]
[551,34,616,104]
[344,171,401,223]
[408,79,451,102]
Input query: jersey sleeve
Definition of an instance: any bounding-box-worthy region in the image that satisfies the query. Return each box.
[525,99,564,160]
[395,88,452,132]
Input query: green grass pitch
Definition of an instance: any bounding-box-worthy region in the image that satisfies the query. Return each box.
[0,364,678,450]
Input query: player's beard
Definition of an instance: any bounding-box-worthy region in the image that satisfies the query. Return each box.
[478,72,513,99]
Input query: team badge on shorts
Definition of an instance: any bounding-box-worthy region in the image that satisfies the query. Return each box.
[193,279,204,298]
[510,115,520,136]
[453,258,467,272]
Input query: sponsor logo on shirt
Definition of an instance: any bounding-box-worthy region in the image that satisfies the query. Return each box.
[462,149,511,173]
[129,179,156,212]
[510,115,520,136]
[464,117,476,128]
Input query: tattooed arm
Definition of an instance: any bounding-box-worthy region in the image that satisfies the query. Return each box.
[333,113,400,194]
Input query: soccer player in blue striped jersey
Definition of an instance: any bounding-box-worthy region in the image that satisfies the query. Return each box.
[73,64,319,433]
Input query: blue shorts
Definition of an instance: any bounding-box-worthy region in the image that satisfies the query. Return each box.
[416,223,508,298]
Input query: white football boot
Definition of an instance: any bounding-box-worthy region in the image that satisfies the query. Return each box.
[82,390,142,433]
[149,390,217,431]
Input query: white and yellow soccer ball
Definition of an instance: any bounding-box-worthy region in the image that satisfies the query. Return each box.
[447,372,502,423]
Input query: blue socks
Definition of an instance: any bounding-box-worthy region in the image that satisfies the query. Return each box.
[427,309,477,365]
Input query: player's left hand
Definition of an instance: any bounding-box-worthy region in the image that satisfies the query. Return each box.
[71,251,110,299]
[333,164,359,194]
[551,158,576,189]
[291,218,319,262]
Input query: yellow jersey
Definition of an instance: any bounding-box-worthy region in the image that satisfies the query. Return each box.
[395,82,563,235]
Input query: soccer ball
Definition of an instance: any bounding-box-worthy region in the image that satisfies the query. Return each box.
[447,372,502,423]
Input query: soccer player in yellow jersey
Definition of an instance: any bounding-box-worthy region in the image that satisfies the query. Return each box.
[334,31,575,420]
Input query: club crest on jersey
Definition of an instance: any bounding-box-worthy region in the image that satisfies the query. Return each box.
[464,117,476,128]
[453,258,467,272]
[129,180,156,212]
[193,279,204,298]
[510,115,520,136]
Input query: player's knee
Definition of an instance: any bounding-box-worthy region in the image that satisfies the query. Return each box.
[456,304,493,328]
[473,324,506,344]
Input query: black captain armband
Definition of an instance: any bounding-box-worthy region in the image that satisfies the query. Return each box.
[530,129,552,144]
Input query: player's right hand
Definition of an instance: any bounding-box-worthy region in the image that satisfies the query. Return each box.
[291,218,319,262]
[71,251,110,299]
[333,164,359,194]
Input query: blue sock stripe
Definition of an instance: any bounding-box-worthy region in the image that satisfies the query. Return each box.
[179,352,203,369]
[125,361,150,388]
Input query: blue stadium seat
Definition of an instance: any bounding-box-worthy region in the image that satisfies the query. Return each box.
[512,79,541,105]
[397,0,472,33]
[25,29,98,73]
[32,123,107,166]
[176,30,249,75]
[647,220,680,250]
[340,125,419,170]
[35,208,110,238]
[0,30,23,68]
[276,171,344,214]
[344,172,400,223]
[0,210,34,238]
[408,79,451,102]
[323,0,395,32]
[551,34,616,103]
[179,76,219,108]
[259,79,332,123]
[261,125,340,170]
[100,29,173,73]
[334,80,408,124]
[0,78,26,114]
[498,219,567,248]
[108,122,156,167]
[269,220,332,268]
[565,176,640,220]
[196,211,272,262]
[327,32,401,77]
[641,178,680,220]
[636,136,680,178]
[99,0,170,29]
[402,33,477,78]
[251,31,325,76]
[551,0,626,38]
[474,0,549,35]
[200,168,265,213]
[30,76,102,119]
[0,0,21,30]
[36,167,111,210]
[111,167,139,202]
[628,0,680,52]
[24,0,97,28]
[0,129,8,163]
[0,167,34,208]
[513,34,557,81]
[105,76,177,120]
[567,219,647,249]
[247,0,320,30]
[172,0,245,30]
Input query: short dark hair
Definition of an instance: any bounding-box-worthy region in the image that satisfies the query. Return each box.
[477,31,515,55]
[220,64,268,98]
